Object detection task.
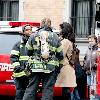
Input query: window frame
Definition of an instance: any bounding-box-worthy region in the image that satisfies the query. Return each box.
[71,0,96,38]
[0,0,19,21]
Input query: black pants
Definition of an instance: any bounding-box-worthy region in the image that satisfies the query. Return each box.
[62,87,80,100]
[62,87,71,100]
[14,76,29,100]
[76,75,87,99]
[75,63,87,99]
[22,70,58,100]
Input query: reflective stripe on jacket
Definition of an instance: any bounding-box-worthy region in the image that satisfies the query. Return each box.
[10,37,29,77]
[26,30,63,73]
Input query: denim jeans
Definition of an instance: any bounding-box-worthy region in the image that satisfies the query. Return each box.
[71,87,80,100]
[62,87,80,100]
[87,71,97,100]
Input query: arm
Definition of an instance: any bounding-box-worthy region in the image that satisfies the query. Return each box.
[26,34,34,56]
[55,34,64,68]
[10,42,21,73]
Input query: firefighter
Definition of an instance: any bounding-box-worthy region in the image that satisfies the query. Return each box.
[22,18,63,100]
[10,24,33,100]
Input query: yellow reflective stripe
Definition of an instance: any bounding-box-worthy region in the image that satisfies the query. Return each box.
[28,59,42,64]
[33,60,42,64]
[31,69,51,73]
[34,63,43,69]
[32,60,59,66]
[32,60,43,69]
[49,45,56,52]
[35,37,40,46]
[56,46,62,52]
[26,43,33,50]
[20,44,23,48]
[59,60,63,64]
[47,60,59,66]
[10,50,19,56]
[28,58,34,63]
[19,56,29,60]
[13,71,26,77]
[12,62,20,67]
[33,45,38,50]
[31,69,44,72]
[28,59,43,69]
[44,70,51,73]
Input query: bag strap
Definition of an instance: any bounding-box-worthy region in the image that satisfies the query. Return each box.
[66,52,75,68]
[66,53,70,61]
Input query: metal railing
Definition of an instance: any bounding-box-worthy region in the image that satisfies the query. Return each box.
[0,0,19,21]
[0,17,18,21]
[71,0,96,38]
[70,17,95,38]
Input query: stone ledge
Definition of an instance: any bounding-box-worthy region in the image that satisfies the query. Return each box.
[76,38,88,43]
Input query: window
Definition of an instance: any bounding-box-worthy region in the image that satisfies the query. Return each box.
[95,3,100,21]
[0,32,21,54]
[71,0,96,38]
[0,0,19,21]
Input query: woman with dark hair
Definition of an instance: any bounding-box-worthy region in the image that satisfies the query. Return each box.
[59,22,75,43]
[55,22,80,100]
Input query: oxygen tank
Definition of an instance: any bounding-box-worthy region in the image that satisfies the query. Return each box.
[40,31,49,59]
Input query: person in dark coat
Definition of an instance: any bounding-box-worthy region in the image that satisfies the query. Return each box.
[10,24,33,100]
[22,18,63,100]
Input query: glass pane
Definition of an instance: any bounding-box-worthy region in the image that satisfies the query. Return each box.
[77,1,90,37]
[71,0,95,38]
[2,1,7,20]
[0,33,21,54]
[9,1,19,21]
[0,0,19,21]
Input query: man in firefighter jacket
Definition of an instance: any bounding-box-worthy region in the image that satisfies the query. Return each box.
[22,18,63,100]
[10,24,33,100]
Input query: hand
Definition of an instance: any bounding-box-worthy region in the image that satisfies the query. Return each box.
[72,65,75,69]
[14,66,24,73]
[55,66,62,74]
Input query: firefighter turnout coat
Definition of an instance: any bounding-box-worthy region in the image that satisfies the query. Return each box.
[26,29,63,73]
[10,36,29,77]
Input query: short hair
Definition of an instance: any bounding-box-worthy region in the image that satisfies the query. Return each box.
[22,24,32,32]
[88,34,97,43]
[41,18,51,28]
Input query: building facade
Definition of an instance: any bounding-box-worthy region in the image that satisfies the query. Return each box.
[0,0,97,60]
[0,0,96,36]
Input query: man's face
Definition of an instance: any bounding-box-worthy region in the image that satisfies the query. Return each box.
[88,37,96,45]
[24,26,32,36]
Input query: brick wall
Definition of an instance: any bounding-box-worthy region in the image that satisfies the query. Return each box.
[23,0,64,29]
